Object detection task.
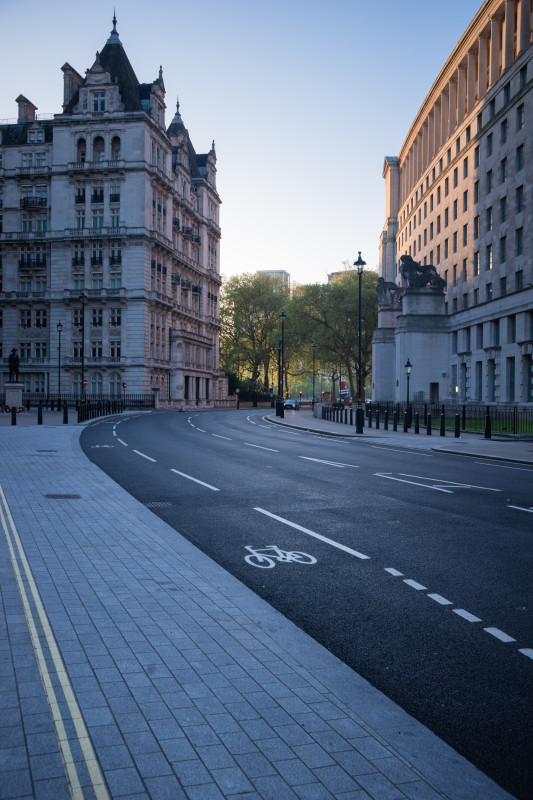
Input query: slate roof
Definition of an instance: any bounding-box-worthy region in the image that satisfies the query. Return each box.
[0,123,53,145]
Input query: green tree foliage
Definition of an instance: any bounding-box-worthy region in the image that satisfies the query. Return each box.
[220,273,289,390]
[287,271,378,399]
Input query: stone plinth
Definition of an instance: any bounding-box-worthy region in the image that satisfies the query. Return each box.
[3,382,24,409]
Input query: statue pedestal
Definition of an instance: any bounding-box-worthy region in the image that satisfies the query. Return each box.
[4,382,24,409]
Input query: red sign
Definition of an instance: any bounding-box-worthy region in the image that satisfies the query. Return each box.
[83,379,87,386]
[123,382,127,388]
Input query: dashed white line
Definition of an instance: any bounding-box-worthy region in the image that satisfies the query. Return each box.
[507,505,533,513]
[384,567,404,576]
[244,443,279,452]
[196,428,206,433]
[170,469,219,491]
[375,473,453,493]
[403,579,428,591]
[117,439,128,447]
[212,434,231,440]
[484,627,516,643]
[519,649,533,660]
[453,609,482,623]
[133,450,156,462]
[254,508,370,560]
[427,593,453,605]
[475,462,533,472]
[112,430,117,437]
[371,446,433,457]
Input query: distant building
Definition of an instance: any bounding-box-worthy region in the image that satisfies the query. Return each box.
[327,269,355,285]
[0,16,229,407]
[378,0,532,404]
[256,270,291,290]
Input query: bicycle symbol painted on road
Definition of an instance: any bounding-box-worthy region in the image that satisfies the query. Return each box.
[244,545,317,569]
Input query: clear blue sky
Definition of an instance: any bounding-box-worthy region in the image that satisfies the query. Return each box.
[1,0,482,284]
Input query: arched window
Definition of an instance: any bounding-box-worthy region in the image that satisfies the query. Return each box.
[93,136,105,163]
[77,138,86,163]
[110,372,122,399]
[91,372,103,397]
[111,136,121,161]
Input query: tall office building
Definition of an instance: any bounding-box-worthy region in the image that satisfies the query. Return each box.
[0,17,229,407]
[379,0,532,404]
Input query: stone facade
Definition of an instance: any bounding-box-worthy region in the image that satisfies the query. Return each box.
[0,18,230,407]
[377,0,533,405]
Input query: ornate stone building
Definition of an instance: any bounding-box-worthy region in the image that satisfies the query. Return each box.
[377,0,532,405]
[0,17,229,407]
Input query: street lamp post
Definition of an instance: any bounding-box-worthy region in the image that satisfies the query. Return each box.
[57,321,63,410]
[278,311,286,418]
[354,251,366,433]
[405,358,412,427]
[79,293,86,401]
[276,340,281,416]
[312,342,316,407]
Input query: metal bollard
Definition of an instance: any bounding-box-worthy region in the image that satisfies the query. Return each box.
[63,405,68,425]
[384,410,388,430]
[403,412,408,432]
[415,413,420,434]
[368,410,372,428]
[376,410,380,429]
[393,412,398,432]
[356,406,364,434]
[427,412,432,435]
[350,408,353,426]
[454,413,460,438]
[38,405,43,425]
[485,412,492,439]
[440,413,446,436]
[11,407,17,426]
[344,408,348,424]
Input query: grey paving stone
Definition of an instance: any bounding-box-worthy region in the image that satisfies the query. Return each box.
[293,783,336,800]
[252,773,300,799]
[25,732,61,757]
[159,737,197,763]
[239,718,276,741]
[196,743,236,769]
[329,717,367,739]
[313,764,362,794]
[143,775,188,799]
[173,757,211,786]
[183,724,220,747]
[274,757,315,786]
[219,731,257,756]
[0,768,33,799]
[33,777,71,800]
[115,713,150,734]
[257,736,296,762]
[356,771,408,799]
[133,751,174,778]
[87,722,124,747]
[371,757,419,784]
[105,766,146,796]
[292,742,336,769]
[275,723,314,747]
[184,782,225,800]
[211,765,255,794]
[351,738,393,761]
[400,782,449,800]
[204,713,241,735]
[311,728,353,752]
[334,749,378,776]
[172,707,206,727]
[29,751,65,781]
[0,709,22,729]
[309,701,347,721]
[95,744,135,771]
[122,730,161,755]
[0,727,25,749]
[235,752,277,779]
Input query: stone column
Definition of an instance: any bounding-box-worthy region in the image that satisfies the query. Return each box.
[519,0,531,51]
[457,63,466,124]
[478,34,489,98]
[422,122,428,175]
[441,89,449,146]
[433,100,441,155]
[467,49,477,112]
[448,77,457,136]
[504,0,516,69]
[490,15,501,86]
[428,111,434,163]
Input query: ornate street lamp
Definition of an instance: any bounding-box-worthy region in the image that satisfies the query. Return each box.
[353,251,366,433]
[278,312,286,418]
[57,321,63,410]
[405,358,412,427]
[312,342,316,407]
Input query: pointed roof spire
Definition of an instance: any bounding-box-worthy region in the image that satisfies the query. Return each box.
[106,10,122,45]
[159,65,163,81]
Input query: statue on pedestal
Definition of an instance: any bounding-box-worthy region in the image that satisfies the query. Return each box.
[8,349,20,382]
[377,277,404,309]
[400,254,446,289]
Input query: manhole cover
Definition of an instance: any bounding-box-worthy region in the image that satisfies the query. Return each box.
[43,494,81,500]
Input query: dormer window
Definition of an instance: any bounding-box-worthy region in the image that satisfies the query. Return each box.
[92,91,105,112]
[28,130,44,143]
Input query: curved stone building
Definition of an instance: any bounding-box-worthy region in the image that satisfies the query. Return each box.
[377,0,532,405]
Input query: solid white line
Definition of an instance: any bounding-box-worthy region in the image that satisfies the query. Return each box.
[484,627,516,643]
[244,443,279,452]
[519,649,533,660]
[400,473,501,492]
[384,567,404,576]
[299,457,359,468]
[403,579,428,590]
[453,609,482,622]
[428,593,453,605]
[133,450,156,462]
[507,505,533,513]
[476,462,533,472]
[212,434,231,440]
[117,438,128,447]
[374,473,453,493]
[170,468,219,491]
[254,508,370,560]
[371,446,433,457]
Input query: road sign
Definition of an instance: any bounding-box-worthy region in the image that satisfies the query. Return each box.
[83,379,87,386]
[123,382,127,388]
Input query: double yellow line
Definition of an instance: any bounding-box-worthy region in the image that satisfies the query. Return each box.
[0,485,109,800]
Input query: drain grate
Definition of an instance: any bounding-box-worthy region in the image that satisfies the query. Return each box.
[43,494,81,500]
[144,501,172,509]
[36,449,57,453]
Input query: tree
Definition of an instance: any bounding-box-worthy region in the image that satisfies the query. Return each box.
[220,273,289,391]
[288,271,378,400]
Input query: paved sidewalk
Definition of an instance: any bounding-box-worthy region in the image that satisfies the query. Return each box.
[0,416,519,799]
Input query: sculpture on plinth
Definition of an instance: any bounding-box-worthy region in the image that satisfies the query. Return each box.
[377,277,404,309]
[399,254,446,289]
[8,349,20,382]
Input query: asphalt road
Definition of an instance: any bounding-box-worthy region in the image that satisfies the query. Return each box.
[81,409,533,800]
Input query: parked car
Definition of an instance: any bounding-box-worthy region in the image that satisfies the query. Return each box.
[284,398,300,410]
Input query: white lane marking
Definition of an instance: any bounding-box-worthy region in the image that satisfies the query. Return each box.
[247,416,256,425]
[278,430,301,436]
[244,443,279,452]
[374,473,453,493]
[519,649,533,660]
[385,567,404,576]
[117,438,128,447]
[113,430,117,437]
[258,425,272,429]
[403,579,427,590]
[476,462,533,472]
[254,508,370,560]
[399,473,501,492]
[196,428,206,433]
[371,446,433,457]
[91,445,113,448]
[484,627,516,643]
[428,593,453,605]
[212,434,231,440]
[133,450,156,462]
[299,457,360,469]
[453,609,482,623]
[170,468,219,491]
[508,505,533,513]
